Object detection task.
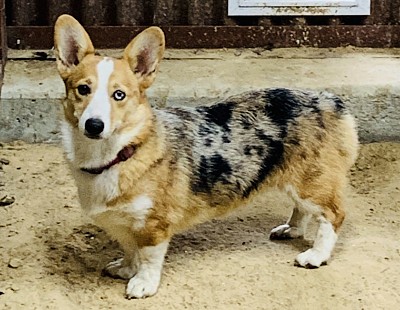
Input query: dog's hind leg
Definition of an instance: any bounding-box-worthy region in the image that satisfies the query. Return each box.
[283,184,345,268]
[295,214,338,268]
[270,205,312,240]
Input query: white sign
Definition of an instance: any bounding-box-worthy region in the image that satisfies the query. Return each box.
[229,0,370,15]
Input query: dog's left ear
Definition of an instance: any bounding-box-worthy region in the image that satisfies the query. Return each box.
[123,27,165,90]
[54,14,95,79]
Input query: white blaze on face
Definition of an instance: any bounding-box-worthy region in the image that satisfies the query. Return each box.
[79,58,114,137]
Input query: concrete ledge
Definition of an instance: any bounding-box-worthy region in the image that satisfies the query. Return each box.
[1,48,400,142]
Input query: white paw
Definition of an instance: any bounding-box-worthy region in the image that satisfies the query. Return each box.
[270,224,303,240]
[295,249,329,268]
[103,258,136,279]
[126,271,160,299]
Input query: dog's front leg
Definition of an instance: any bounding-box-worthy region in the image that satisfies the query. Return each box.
[102,226,140,279]
[126,240,169,299]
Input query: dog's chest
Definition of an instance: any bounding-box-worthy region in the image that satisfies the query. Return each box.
[92,194,154,232]
[74,169,120,213]
[74,171,153,231]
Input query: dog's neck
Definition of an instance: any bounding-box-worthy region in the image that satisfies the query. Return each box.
[61,114,162,177]
[80,144,137,175]
[61,120,141,173]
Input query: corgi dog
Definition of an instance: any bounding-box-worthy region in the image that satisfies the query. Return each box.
[54,14,359,299]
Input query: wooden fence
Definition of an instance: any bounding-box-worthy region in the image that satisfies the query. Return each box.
[2,0,400,50]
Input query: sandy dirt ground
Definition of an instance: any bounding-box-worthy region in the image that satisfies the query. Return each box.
[0,141,399,310]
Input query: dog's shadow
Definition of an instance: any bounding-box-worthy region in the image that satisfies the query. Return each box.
[43,204,315,282]
[167,212,313,257]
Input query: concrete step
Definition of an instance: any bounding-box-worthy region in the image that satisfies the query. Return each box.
[1,48,400,142]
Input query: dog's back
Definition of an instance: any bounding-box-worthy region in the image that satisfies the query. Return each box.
[156,88,358,211]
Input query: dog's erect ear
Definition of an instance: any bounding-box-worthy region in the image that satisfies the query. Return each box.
[123,27,165,90]
[54,14,95,79]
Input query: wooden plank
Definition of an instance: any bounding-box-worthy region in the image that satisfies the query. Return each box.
[153,0,176,25]
[48,0,73,25]
[2,0,399,28]
[390,0,400,26]
[81,0,108,26]
[188,0,215,25]
[365,0,391,25]
[115,0,144,25]
[9,0,38,26]
[153,0,189,25]
[6,25,400,49]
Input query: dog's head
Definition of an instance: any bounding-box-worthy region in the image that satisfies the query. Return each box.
[54,14,165,141]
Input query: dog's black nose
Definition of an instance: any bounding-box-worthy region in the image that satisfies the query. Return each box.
[85,118,104,138]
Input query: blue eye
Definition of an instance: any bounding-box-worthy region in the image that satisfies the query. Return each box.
[77,84,91,96]
[113,90,126,101]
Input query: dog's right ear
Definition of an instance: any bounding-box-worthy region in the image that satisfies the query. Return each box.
[54,14,95,79]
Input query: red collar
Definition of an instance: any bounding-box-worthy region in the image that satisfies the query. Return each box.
[80,144,137,175]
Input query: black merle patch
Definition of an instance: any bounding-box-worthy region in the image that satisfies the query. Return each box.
[222,134,231,144]
[333,97,346,113]
[255,128,272,143]
[196,102,235,132]
[198,123,213,136]
[263,89,301,136]
[165,108,197,142]
[244,145,264,157]
[169,108,195,122]
[311,96,319,106]
[198,124,218,147]
[192,153,232,193]
[240,115,253,130]
[303,97,326,130]
[242,138,284,198]
[305,96,322,115]
[204,138,213,147]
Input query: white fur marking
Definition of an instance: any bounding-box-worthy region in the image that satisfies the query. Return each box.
[128,195,153,230]
[79,58,114,137]
[126,241,169,299]
[283,185,337,267]
[60,120,75,162]
[295,217,338,267]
